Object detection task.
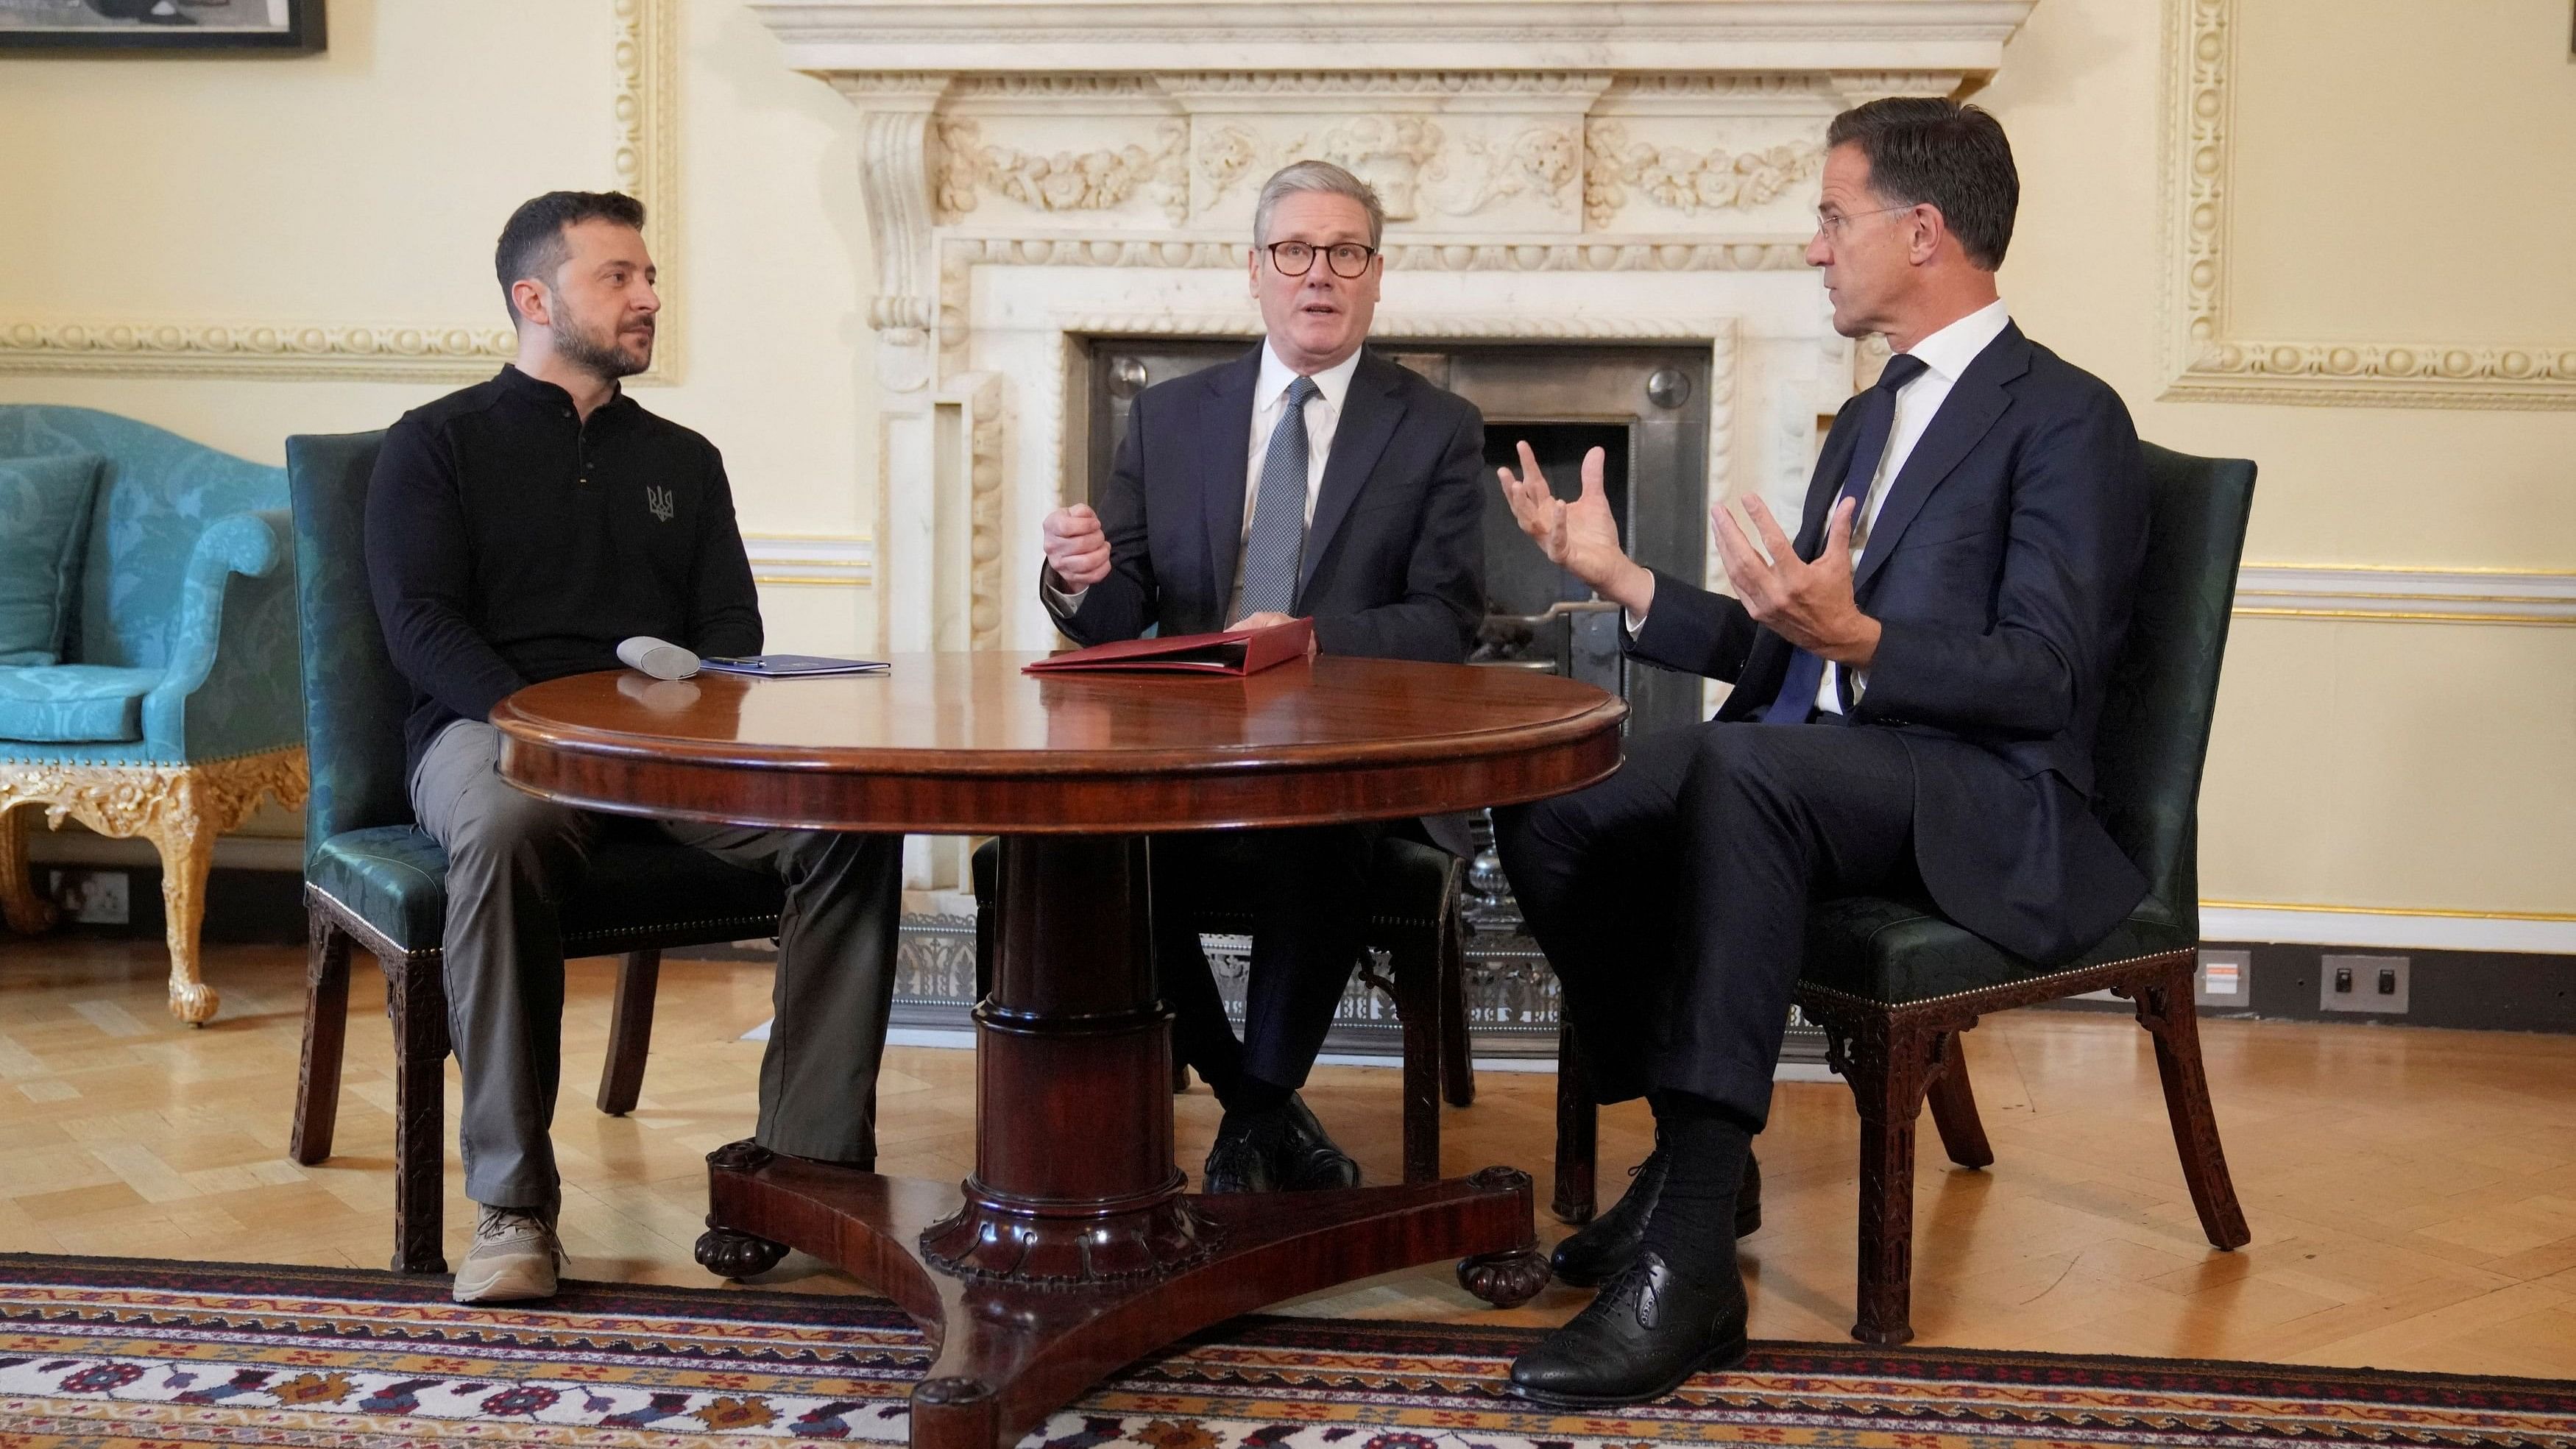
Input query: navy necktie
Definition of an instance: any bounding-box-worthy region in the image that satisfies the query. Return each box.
[1758,351,1930,723]
[1239,375,1321,618]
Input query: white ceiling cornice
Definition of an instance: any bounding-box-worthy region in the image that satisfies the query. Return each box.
[750,1,2037,76]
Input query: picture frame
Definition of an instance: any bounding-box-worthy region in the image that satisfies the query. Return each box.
[0,0,324,52]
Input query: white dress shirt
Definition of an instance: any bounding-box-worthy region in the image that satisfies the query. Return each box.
[1817,297,2011,713]
[1045,340,1362,620]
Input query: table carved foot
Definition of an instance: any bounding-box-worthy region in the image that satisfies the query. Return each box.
[706,1149,1538,1449]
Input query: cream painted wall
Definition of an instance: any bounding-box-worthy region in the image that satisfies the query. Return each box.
[3,0,2568,921]
[0,0,880,652]
[1976,0,2575,918]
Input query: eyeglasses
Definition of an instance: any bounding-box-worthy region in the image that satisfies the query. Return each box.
[1264,241,1379,279]
[1813,203,1918,240]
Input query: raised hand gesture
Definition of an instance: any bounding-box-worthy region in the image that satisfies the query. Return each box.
[1496,442,1655,616]
[1710,493,1880,666]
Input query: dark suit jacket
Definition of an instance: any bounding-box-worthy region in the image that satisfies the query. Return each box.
[1048,344,1486,662]
[1045,343,1488,854]
[1630,322,2152,964]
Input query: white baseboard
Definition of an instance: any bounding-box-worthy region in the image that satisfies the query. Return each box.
[2202,904,2576,955]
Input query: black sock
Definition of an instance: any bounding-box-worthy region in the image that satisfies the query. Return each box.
[1638,1089,1755,1290]
[1220,1074,1291,1118]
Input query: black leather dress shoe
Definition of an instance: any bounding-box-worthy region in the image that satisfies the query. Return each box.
[1200,1116,1278,1194]
[1551,1149,1761,1288]
[1278,1094,1361,1190]
[1509,1250,1749,1407]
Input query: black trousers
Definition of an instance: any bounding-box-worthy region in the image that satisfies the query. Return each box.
[1494,718,1918,1129]
[1151,823,1379,1099]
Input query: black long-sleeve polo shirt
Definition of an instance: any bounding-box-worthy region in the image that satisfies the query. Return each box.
[365,364,762,782]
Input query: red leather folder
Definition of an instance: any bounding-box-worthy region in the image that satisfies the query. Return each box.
[1024,618,1313,676]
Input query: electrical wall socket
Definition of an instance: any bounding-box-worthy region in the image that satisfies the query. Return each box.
[2321,952,2409,1013]
[2195,949,2251,1007]
[44,868,130,925]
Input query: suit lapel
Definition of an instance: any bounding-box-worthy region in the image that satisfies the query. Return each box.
[1298,350,1406,600]
[1197,347,1262,606]
[1851,324,2031,597]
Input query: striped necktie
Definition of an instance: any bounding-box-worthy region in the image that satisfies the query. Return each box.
[1239,375,1322,618]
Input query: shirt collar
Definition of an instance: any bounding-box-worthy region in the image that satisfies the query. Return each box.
[498,363,631,419]
[1256,340,1365,414]
[1897,297,2011,384]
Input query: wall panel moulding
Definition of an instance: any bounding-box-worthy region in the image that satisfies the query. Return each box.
[2160,0,2575,409]
[0,0,679,383]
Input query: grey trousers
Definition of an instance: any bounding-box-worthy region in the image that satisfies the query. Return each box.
[413,721,902,1208]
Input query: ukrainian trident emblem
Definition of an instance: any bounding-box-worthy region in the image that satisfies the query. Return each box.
[645,486,675,522]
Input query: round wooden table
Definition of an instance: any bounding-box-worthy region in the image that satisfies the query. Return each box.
[494,653,1624,1449]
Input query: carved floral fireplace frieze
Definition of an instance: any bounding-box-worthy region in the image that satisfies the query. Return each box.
[753,0,2035,662]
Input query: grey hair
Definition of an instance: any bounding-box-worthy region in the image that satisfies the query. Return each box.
[1252,159,1386,249]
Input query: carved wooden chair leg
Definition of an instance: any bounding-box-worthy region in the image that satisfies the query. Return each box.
[1828,1015,1943,1345]
[2121,954,2252,1250]
[1437,901,1475,1108]
[1550,1022,1599,1224]
[596,949,662,1116]
[0,804,58,936]
[1925,1026,1996,1169]
[289,915,353,1165]
[1393,929,1443,1184]
[387,955,452,1275]
[146,801,221,1025]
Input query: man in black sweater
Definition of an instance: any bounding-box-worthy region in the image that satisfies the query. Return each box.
[367,191,902,1305]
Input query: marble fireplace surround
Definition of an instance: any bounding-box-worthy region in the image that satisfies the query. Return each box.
[754,1,2037,667]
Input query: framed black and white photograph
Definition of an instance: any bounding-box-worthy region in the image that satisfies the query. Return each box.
[0,0,323,52]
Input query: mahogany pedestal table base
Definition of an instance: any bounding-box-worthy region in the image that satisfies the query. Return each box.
[492,656,1623,1449]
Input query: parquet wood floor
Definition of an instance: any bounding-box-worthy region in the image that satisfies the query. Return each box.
[5,935,2576,1378]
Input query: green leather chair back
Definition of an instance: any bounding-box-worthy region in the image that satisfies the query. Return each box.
[284,431,410,872]
[2089,444,2259,941]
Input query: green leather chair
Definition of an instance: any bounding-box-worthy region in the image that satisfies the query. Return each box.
[970,833,1475,1183]
[1554,442,2259,1345]
[283,430,786,1274]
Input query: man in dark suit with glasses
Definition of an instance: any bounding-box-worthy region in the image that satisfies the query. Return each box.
[1037,159,1486,1195]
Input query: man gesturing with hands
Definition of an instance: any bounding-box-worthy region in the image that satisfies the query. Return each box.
[1489,99,2152,1406]
[1038,159,1485,1198]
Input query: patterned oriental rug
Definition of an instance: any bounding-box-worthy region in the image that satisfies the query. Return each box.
[4,1254,2575,1448]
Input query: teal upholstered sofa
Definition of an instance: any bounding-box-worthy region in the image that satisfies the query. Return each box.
[0,405,308,1024]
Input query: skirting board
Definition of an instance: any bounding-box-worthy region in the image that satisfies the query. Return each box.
[2202,904,2576,955]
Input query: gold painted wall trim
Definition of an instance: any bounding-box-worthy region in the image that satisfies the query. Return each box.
[2206,899,2576,924]
[746,533,872,587]
[0,0,678,384]
[2232,564,2576,626]
[2160,0,2575,410]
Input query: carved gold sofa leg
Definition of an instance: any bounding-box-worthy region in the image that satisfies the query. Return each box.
[0,748,308,1025]
[0,805,57,936]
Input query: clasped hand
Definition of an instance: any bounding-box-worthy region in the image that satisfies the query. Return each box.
[1038,504,1318,658]
[1040,504,1111,589]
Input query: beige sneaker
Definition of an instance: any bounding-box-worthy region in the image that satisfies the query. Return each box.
[453,1201,564,1304]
